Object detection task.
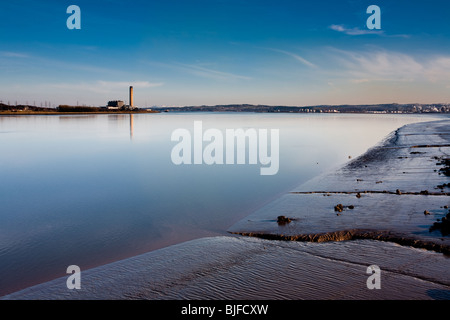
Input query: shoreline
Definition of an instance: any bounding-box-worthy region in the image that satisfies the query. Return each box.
[230,119,450,254]
[2,119,449,300]
[1,110,449,116]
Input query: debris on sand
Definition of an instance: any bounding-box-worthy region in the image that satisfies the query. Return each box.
[334,204,355,213]
[437,183,450,190]
[437,158,450,176]
[277,216,292,225]
[430,210,450,236]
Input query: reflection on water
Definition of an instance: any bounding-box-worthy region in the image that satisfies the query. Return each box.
[130,114,134,140]
[0,112,444,296]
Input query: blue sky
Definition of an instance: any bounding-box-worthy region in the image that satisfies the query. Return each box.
[1,0,450,107]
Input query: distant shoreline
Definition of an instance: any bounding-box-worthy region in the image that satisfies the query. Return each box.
[1,102,449,115]
[153,103,450,114]
[1,110,448,116]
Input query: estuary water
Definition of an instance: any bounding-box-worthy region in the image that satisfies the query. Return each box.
[0,112,443,296]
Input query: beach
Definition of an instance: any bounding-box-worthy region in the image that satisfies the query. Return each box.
[2,118,449,300]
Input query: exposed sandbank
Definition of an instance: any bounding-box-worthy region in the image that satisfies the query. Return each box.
[3,236,450,300]
[230,119,450,254]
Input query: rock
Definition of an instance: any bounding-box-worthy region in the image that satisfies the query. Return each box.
[348,205,355,210]
[277,216,291,225]
[431,214,450,236]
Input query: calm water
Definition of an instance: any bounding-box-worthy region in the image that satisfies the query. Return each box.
[0,112,443,295]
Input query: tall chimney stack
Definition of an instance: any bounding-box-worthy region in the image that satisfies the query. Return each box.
[129,86,134,108]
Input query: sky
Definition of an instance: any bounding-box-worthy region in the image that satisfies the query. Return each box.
[1,0,450,107]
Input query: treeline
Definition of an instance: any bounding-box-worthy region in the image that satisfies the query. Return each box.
[0,103,53,112]
[58,105,101,112]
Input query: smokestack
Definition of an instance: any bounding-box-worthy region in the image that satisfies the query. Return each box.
[129,86,134,108]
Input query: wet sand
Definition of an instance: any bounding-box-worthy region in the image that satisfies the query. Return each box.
[230,119,450,253]
[2,119,449,300]
[3,236,450,300]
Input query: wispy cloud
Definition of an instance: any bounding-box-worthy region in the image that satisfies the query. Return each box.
[345,51,422,81]
[142,60,252,82]
[50,80,164,94]
[0,51,128,77]
[329,24,410,38]
[97,81,164,89]
[267,48,317,68]
[423,57,450,83]
[329,48,450,85]
[0,51,30,58]
[173,63,252,81]
[329,24,384,36]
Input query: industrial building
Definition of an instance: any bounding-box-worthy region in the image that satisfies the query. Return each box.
[107,100,125,110]
[105,86,137,110]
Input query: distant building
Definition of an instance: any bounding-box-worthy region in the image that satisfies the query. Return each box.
[107,100,125,109]
[104,86,139,111]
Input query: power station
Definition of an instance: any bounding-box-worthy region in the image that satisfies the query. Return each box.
[106,85,136,110]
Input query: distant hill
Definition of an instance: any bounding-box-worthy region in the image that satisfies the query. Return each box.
[153,103,450,114]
